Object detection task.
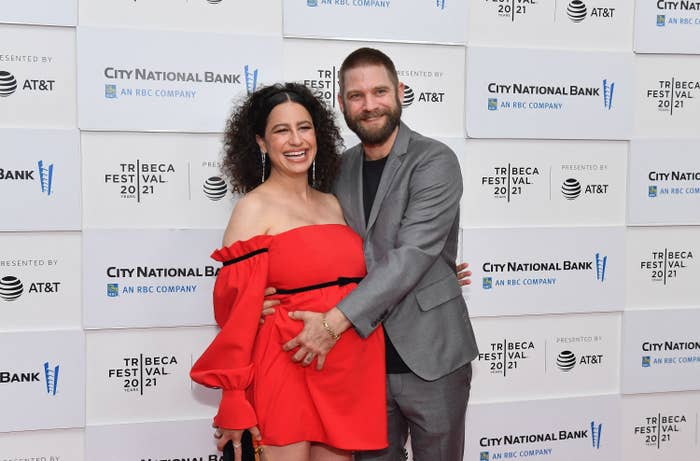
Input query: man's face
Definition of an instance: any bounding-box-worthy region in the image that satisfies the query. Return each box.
[338,64,403,146]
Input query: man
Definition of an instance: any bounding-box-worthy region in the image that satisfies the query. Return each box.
[282,48,479,460]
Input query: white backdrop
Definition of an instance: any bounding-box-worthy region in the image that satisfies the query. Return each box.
[1,0,699,459]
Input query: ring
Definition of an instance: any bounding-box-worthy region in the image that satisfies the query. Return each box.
[304,353,313,363]
[233,442,242,449]
[214,430,222,439]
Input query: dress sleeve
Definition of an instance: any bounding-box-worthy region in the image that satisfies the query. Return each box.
[190,238,271,429]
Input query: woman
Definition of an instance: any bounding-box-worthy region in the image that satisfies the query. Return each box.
[190,83,387,461]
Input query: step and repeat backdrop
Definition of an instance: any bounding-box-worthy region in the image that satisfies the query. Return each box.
[1,1,699,460]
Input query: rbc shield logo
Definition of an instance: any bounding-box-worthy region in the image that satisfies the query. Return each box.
[107,283,119,297]
[105,84,117,99]
[595,253,607,282]
[488,98,498,111]
[307,0,318,6]
[482,277,493,289]
[590,421,602,449]
[480,452,490,461]
[602,79,614,110]
[436,0,446,9]
[642,356,651,367]
[38,160,54,196]
[648,185,657,197]
[657,14,666,26]
[245,65,259,95]
[44,362,60,396]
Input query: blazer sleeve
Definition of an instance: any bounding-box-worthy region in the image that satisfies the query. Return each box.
[337,142,462,338]
[190,238,270,429]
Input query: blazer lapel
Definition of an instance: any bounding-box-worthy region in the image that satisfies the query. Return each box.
[365,122,411,232]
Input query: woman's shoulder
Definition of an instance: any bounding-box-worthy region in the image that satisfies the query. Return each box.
[222,191,272,248]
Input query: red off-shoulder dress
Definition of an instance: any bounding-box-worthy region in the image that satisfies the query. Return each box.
[190,224,387,450]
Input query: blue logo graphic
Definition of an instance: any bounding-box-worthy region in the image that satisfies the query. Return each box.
[245,65,259,95]
[436,0,446,9]
[591,421,602,449]
[648,185,657,197]
[107,283,119,297]
[602,79,614,110]
[642,356,651,367]
[307,0,318,6]
[105,84,117,99]
[488,98,498,111]
[38,160,54,196]
[480,452,490,461]
[595,253,607,282]
[44,362,59,396]
[657,14,666,26]
[482,277,492,289]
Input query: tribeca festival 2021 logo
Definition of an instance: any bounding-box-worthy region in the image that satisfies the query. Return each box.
[107,353,178,395]
[634,412,688,450]
[645,77,700,116]
[640,248,693,285]
[646,168,700,198]
[478,420,603,459]
[641,338,700,368]
[0,362,60,396]
[481,164,540,203]
[105,264,218,298]
[102,65,258,100]
[486,79,615,112]
[654,1,700,27]
[102,159,175,203]
[481,253,607,290]
[1,160,55,196]
[478,338,535,378]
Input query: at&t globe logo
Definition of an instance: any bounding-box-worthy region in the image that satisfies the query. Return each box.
[203,176,227,201]
[561,178,582,200]
[567,0,587,22]
[0,71,18,97]
[402,85,415,108]
[556,350,576,371]
[0,276,23,301]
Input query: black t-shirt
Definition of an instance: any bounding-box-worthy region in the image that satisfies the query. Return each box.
[362,156,410,374]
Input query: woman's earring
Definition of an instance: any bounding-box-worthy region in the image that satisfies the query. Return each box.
[312,160,316,187]
[261,152,266,184]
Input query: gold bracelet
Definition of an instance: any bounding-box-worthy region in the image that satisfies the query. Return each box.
[322,315,341,341]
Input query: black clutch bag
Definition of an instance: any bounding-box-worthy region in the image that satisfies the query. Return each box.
[223,430,258,461]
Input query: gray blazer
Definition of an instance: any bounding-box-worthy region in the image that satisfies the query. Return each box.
[334,122,478,381]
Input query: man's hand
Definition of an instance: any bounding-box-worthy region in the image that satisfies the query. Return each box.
[283,307,351,370]
[456,262,471,286]
[260,287,279,325]
[213,424,261,460]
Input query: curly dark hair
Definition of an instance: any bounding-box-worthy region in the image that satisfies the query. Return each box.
[222,82,343,194]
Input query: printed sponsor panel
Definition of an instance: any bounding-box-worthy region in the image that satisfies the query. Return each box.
[466,46,634,139]
[471,313,620,403]
[459,139,627,227]
[284,38,466,138]
[85,327,219,423]
[79,0,280,34]
[0,330,85,432]
[627,227,700,308]
[622,391,700,460]
[82,131,234,229]
[77,27,282,132]
[0,233,81,329]
[470,0,633,50]
[1,129,80,231]
[0,24,76,128]
[628,139,700,225]
[283,0,467,44]
[466,394,621,461]
[0,428,83,460]
[635,55,700,137]
[0,0,77,26]
[461,226,625,316]
[83,229,221,329]
[85,419,217,461]
[635,0,700,54]
[622,307,700,394]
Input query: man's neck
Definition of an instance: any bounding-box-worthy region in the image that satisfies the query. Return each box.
[363,125,400,161]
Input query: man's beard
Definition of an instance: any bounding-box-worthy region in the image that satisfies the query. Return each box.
[343,101,402,146]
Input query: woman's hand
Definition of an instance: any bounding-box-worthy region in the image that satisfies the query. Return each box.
[214,426,262,461]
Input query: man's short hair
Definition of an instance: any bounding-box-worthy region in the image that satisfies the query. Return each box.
[338,47,400,94]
